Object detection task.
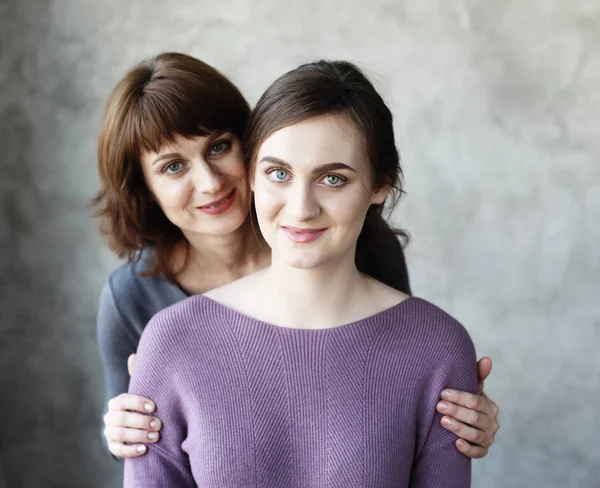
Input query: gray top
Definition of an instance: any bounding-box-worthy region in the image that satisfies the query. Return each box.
[97,249,188,411]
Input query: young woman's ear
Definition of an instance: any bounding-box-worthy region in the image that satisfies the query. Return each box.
[371,185,390,205]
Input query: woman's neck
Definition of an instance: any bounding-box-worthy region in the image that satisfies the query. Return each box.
[201,245,408,328]
[175,218,270,294]
[259,251,377,329]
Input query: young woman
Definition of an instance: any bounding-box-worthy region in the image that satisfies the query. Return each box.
[123,59,487,487]
[95,53,499,463]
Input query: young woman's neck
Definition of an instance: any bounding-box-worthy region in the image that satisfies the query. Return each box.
[262,249,372,329]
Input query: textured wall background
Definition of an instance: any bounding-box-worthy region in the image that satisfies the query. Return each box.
[0,0,598,487]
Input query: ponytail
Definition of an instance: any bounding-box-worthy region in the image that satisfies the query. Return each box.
[355,206,411,295]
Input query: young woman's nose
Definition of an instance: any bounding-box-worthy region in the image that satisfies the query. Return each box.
[286,182,321,222]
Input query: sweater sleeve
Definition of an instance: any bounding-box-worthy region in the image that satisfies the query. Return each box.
[123,310,196,487]
[409,317,478,487]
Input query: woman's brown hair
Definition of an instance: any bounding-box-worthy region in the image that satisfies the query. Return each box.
[93,52,250,281]
[244,60,411,294]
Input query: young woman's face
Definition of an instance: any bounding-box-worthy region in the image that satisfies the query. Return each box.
[140,132,250,239]
[253,115,388,270]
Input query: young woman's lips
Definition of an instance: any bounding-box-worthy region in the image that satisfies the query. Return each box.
[197,189,236,215]
[281,226,328,243]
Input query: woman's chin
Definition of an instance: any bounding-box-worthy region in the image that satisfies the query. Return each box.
[275,251,328,270]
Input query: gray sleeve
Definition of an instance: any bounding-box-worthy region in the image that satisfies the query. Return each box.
[96,281,140,459]
[97,281,140,402]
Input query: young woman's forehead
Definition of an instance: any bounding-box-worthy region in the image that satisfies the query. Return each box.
[258,116,364,164]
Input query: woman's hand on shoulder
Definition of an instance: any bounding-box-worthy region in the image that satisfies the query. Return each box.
[436,356,500,459]
[103,354,163,458]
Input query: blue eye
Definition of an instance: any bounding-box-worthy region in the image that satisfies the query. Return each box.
[268,169,290,182]
[322,175,345,187]
[164,161,183,174]
[210,140,231,155]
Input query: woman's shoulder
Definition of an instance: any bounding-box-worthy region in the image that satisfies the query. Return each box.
[380,297,477,395]
[387,296,476,356]
[100,248,188,328]
[139,294,225,351]
[105,248,155,291]
[149,294,213,325]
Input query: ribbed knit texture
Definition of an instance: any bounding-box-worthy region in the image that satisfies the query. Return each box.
[124,296,477,487]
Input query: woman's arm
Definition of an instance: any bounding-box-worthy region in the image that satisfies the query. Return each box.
[97,284,163,458]
[437,357,500,459]
[123,311,196,487]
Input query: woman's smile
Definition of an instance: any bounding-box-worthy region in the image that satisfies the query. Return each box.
[280,225,328,243]
[196,188,236,215]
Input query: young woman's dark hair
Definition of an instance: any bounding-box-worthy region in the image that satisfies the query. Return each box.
[93,52,251,281]
[244,60,411,294]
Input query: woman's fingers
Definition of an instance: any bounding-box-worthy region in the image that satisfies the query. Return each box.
[455,439,488,459]
[439,389,498,416]
[103,409,162,432]
[108,393,155,414]
[103,414,161,459]
[437,401,494,432]
[440,415,491,449]
[103,393,162,459]
[128,353,137,376]
[108,440,148,459]
[104,425,161,444]
[476,357,493,384]
[436,389,500,459]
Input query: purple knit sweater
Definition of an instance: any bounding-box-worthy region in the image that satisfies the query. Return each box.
[124,296,477,487]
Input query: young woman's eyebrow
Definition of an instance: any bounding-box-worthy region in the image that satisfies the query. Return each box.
[259,156,356,174]
[316,162,356,174]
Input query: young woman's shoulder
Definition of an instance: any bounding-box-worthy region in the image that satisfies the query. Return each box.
[138,294,228,358]
[389,297,477,371]
[372,297,478,409]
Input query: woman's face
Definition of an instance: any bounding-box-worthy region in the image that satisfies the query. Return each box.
[252,115,388,270]
[140,132,250,239]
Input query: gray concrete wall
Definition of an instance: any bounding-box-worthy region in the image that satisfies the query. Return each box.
[0,0,598,486]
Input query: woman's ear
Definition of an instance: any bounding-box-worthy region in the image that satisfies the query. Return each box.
[371,185,390,205]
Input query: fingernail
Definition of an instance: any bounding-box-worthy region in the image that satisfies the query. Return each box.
[148,432,158,440]
[150,420,160,429]
[440,390,450,400]
[442,417,453,427]
[136,445,147,453]
[144,403,154,412]
[438,402,449,412]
